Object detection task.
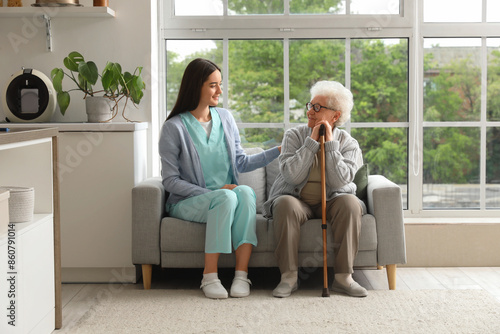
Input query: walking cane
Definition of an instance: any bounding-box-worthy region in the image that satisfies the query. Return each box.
[319,124,330,297]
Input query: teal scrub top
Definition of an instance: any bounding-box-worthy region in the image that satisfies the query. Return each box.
[180,108,232,190]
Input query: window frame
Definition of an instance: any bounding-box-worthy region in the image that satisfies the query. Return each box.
[159,0,500,218]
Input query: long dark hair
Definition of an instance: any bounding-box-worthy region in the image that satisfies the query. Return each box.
[166,58,221,121]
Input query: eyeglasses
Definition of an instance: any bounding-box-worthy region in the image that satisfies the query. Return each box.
[306,102,333,113]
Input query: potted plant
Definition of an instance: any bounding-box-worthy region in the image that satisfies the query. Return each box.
[51,51,146,122]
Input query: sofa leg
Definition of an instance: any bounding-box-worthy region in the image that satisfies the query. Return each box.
[386,264,397,290]
[142,264,152,290]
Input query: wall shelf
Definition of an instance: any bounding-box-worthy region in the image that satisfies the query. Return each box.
[0,6,115,18]
[0,6,115,51]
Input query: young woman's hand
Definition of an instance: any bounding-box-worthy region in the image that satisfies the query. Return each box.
[221,184,238,190]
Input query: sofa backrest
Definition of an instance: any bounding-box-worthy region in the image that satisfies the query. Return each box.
[238,147,268,213]
[239,147,370,213]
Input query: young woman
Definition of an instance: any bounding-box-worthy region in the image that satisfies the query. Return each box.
[159,58,280,299]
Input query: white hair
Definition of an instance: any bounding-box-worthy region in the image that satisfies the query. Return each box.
[310,80,354,126]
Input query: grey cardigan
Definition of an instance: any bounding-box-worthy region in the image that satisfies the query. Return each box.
[263,125,363,217]
[159,107,280,205]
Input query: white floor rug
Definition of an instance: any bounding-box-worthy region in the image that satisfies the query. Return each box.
[69,288,500,333]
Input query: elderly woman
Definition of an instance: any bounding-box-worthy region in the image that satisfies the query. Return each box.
[263,80,367,298]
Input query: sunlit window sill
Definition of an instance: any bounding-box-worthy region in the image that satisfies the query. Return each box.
[404,217,500,225]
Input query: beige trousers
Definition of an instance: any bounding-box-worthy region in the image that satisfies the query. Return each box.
[271,194,362,274]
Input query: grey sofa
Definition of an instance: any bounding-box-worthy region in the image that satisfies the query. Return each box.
[132,148,407,290]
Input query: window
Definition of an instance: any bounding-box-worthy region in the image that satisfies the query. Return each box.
[160,0,500,218]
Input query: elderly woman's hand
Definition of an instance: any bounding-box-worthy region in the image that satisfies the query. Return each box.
[311,120,334,142]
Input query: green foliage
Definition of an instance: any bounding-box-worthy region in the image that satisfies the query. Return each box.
[423,128,479,184]
[351,39,408,123]
[227,0,343,14]
[166,36,500,186]
[228,40,284,123]
[353,128,407,184]
[51,51,145,120]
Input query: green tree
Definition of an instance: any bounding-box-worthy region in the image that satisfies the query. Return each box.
[423,52,482,184]
[350,39,409,184]
[487,50,500,183]
[228,0,343,14]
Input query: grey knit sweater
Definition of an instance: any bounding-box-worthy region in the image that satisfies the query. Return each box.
[263,125,363,218]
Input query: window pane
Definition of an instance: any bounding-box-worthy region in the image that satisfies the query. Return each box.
[228,0,283,15]
[424,0,481,22]
[166,40,223,112]
[487,127,500,209]
[351,39,408,122]
[228,40,284,123]
[174,0,223,16]
[423,127,480,209]
[290,0,346,14]
[239,128,284,149]
[351,127,408,209]
[424,39,481,122]
[487,0,500,22]
[350,0,399,14]
[487,38,500,122]
[289,39,345,123]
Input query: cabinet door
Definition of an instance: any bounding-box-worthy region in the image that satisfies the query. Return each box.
[18,217,55,333]
[1,217,55,334]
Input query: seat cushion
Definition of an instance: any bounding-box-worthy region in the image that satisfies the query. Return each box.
[161,215,272,253]
[267,214,377,253]
[161,214,377,254]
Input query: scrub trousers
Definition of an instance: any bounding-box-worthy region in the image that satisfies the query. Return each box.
[167,185,257,254]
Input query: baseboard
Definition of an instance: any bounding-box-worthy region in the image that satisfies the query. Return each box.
[62,266,139,283]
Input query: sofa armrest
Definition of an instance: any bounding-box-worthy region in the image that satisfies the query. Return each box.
[367,175,407,266]
[132,177,165,265]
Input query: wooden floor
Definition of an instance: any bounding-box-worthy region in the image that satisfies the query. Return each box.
[54,266,500,333]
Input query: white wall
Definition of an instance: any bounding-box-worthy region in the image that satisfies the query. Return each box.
[0,0,154,124]
[0,0,158,176]
[0,0,151,122]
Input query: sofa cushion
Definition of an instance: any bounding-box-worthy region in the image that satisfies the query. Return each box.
[353,164,369,205]
[239,147,266,213]
[161,215,272,253]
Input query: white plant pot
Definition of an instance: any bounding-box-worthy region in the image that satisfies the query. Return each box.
[85,96,114,123]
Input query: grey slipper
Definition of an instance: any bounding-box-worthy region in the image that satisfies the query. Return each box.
[331,280,368,297]
[272,281,298,298]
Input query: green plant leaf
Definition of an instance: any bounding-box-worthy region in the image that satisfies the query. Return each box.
[130,75,145,104]
[101,69,114,91]
[102,62,122,93]
[64,51,84,72]
[50,68,64,93]
[78,61,99,85]
[57,91,70,116]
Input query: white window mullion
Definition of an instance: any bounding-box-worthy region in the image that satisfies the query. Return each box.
[284,38,290,132]
[345,38,351,134]
[223,38,229,110]
[482,0,487,22]
[408,0,423,216]
[480,36,487,209]
[223,0,228,16]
